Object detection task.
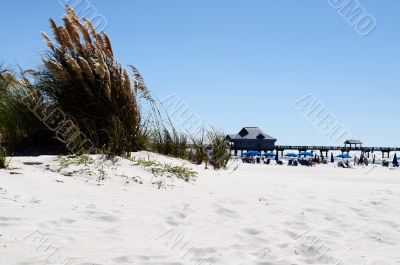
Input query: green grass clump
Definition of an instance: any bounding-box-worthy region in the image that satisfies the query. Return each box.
[163,163,197,182]
[137,157,161,167]
[150,128,189,159]
[188,130,231,170]
[58,154,94,169]
[208,130,230,170]
[189,130,208,166]
[137,157,197,183]
[57,155,107,181]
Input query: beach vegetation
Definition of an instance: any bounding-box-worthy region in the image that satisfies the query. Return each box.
[0,68,58,155]
[58,154,94,169]
[189,130,208,166]
[208,130,230,169]
[33,6,150,156]
[137,157,197,182]
[150,127,189,160]
[0,6,233,172]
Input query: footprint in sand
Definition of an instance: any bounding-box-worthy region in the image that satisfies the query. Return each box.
[165,211,187,227]
[241,228,262,236]
[0,216,21,227]
[214,203,241,219]
[164,204,194,227]
[85,210,119,223]
[112,254,171,264]
[59,218,77,224]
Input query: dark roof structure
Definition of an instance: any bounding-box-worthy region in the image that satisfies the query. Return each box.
[227,127,277,151]
[227,127,277,141]
[344,140,363,145]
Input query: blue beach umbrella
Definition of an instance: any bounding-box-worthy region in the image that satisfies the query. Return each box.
[337,153,352,159]
[241,151,261,157]
[285,153,298,158]
[264,152,275,157]
[298,151,313,157]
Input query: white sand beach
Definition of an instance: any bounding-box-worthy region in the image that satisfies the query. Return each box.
[1,152,400,265]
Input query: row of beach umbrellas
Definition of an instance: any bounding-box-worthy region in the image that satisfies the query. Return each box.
[241,151,400,166]
[241,151,314,158]
[241,151,353,159]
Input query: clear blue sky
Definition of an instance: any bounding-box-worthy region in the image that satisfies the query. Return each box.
[1,1,399,146]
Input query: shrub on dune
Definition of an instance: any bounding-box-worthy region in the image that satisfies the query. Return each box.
[189,130,208,166]
[36,6,149,156]
[208,130,230,169]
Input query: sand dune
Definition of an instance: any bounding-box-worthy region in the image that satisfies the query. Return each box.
[1,152,400,264]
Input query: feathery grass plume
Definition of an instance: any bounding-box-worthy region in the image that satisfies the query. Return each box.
[36,6,149,156]
[78,56,94,84]
[66,5,80,23]
[62,16,81,49]
[65,54,83,80]
[129,65,150,99]
[60,27,74,51]
[43,60,69,82]
[41,32,54,51]
[123,68,131,94]
[83,18,97,38]
[102,33,114,58]
[49,19,64,47]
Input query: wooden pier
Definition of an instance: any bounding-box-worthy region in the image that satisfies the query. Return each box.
[227,127,398,158]
[231,145,398,158]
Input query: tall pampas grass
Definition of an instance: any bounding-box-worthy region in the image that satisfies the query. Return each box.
[37,6,149,156]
